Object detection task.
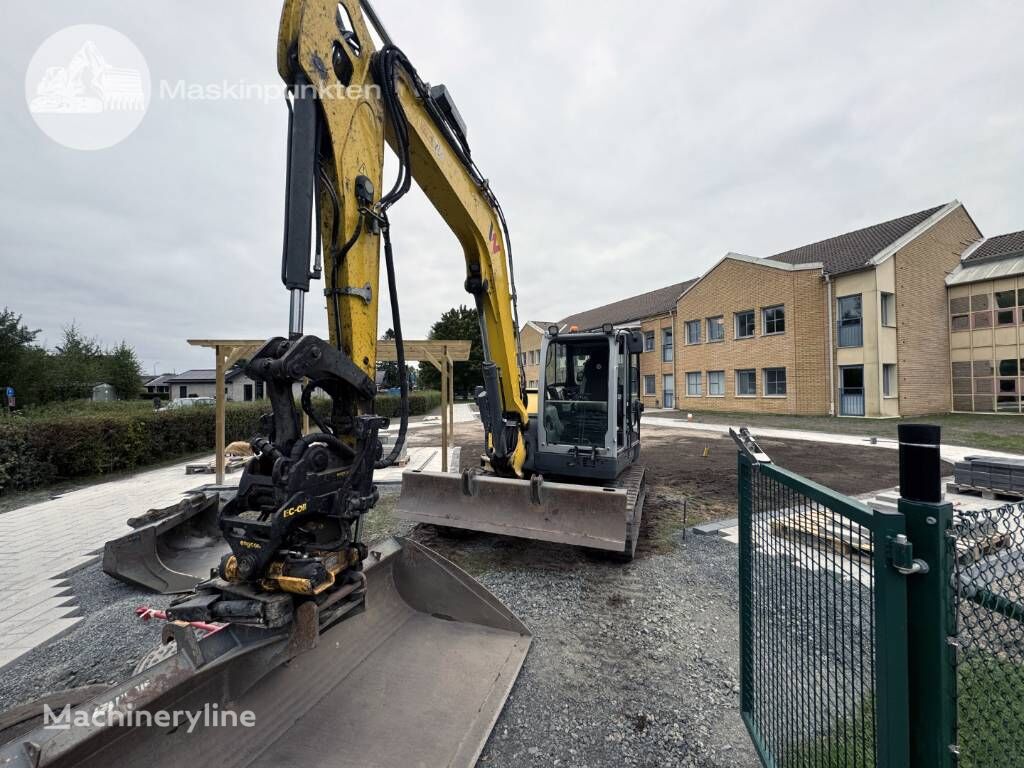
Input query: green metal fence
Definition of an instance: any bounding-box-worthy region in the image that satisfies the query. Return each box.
[950,501,1024,768]
[738,448,910,767]
[737,425,1024,768]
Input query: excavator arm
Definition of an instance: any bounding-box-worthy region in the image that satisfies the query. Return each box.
[277,0,529,476]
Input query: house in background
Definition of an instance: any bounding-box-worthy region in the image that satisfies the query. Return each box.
[166,367,263,402]
[677,201,980,417]
[143,373,174,399]
[947,230,1024,414]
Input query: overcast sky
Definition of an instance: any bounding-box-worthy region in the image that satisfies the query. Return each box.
[3,1,1022,376]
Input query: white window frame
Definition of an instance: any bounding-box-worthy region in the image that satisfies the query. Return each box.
[883,364,898,398]
[736,369,756,397]
[763,367,787,397]
[685,320,701,345]
[707,316,724,342]
[881,292,896,327]
[761,305,785,336]
[708,370,725,397]
[735,310,755,339]
[686,371,702,397]
[643,374,656,395]
[662,328,673,362]
[643,331,655,352]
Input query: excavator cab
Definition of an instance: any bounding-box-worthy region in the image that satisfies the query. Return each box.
[532,328,644,481]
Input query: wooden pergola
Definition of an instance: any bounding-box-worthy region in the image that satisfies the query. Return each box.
[187,338,471,483]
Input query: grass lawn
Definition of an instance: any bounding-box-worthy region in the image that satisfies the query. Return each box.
[655,409,1024,455]
[787,652,1023,766]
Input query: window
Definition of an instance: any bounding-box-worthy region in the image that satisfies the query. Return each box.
[1000,359,1020,377]
[762,305,785,335]
[837,294,863,347]
[643,374,656,395]
[243,383,253,402]
[764,367,787,396]
[883,364,897,397]
[736,369,756,396]
[644,331,655,352]
[707,316,724,342]
[996,291,1016,325]
[735,310,755,339]
[708,370,725,396]
[255,381,265,399]
[662,328,673,362]
[881,292,896,327]
[685,320,701,345]
[663,374,675,408]
[686,372,702,396]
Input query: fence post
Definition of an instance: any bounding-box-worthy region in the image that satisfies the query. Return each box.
[899,424,956,768]
[737,451,754,723]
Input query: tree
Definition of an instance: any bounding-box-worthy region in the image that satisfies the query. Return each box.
[50,325,104,400]
[0,308,40,404]
[376,328,401,388]
[418,305,482,395]
[105,341,143,400]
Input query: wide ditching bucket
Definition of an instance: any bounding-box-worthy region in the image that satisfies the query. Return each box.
[102,489,232,594]
[398,465,647,558]
[0,538,530,768]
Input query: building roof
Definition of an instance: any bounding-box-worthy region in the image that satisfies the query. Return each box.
[166,368,246,384]
[144,373,175,388]
[559,279,697,331]
[962,230,1024,264]
[947,253,1024,286]
[522,320,561,334]
[767,203,949,275]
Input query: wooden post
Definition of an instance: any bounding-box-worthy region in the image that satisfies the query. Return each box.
[440,358,448,472]
[215,345,226,485]
[445,346,455,456]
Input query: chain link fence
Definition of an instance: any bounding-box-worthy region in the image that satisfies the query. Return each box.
[951,501,1024,768]
[740,455,908,767]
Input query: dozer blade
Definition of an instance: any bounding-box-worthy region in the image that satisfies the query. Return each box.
[102,489,233,593]
[0,538,530,768]
[398,465,647,557]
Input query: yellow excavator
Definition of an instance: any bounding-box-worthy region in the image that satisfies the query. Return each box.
[1,2,646,765]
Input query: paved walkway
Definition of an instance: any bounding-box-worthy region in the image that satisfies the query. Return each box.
[0,444,456,672]
[641,416,1021,463]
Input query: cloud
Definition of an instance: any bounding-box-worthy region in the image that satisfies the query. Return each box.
[2,0,1022,375]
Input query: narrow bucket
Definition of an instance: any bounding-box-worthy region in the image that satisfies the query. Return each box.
[0,538,530,768]
[102,490,231,594]
[397,468,646,556]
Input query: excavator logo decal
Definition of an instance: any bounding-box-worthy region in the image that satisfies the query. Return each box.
[488,223,501,255]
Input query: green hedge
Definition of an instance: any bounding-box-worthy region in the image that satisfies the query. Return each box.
[0,391,442,494]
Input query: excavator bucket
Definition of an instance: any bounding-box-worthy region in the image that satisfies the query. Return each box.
[398,465,647,557]
[0,538,531,768]
[102,489,232,594]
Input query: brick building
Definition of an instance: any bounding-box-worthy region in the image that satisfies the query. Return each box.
[520,281,695,408]
[520,200,1020,419]
[676,201,980,417]
[947,231,1024,414]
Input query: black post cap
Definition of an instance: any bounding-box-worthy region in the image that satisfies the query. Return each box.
[898,423,942,503]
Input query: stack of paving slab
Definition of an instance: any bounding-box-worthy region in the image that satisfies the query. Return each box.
[953,456,1024,498]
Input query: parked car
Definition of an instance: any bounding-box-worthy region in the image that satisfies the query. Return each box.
[160,397,216,411]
